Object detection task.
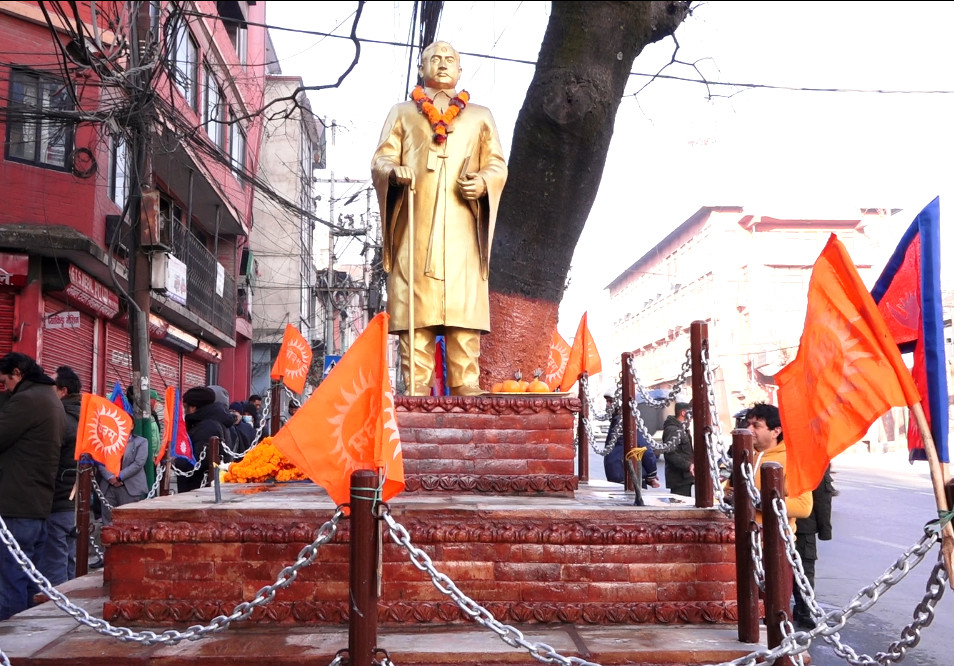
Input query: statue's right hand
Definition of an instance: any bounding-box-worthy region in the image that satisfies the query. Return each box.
[390,166,415,188]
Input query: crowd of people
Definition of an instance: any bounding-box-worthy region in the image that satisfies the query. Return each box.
[0,350,297,620]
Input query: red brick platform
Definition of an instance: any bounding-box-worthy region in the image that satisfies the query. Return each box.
[100,484,737,627]
[396,394,579,494]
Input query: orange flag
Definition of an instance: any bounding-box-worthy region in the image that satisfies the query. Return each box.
[545,329,572,391]
[74,392,134,477]
[269,312,404,507]
[559,312,603,391]
[777,234,920,497]
[270,323,314,394]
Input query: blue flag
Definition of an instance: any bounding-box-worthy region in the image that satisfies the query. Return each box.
[108,381,133,415]
[871,197,949,464]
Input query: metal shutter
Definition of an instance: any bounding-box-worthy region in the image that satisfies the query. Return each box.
[40,299,95,393]
[105,322,133,393]
[150,342,181,393]
[180,354,207,391]
[0,293,15,356]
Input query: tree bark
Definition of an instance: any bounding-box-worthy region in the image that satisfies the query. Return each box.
[481,1,690,388]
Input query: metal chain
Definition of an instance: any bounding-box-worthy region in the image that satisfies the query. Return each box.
[382,508,600,666]
[144,461,165,499]
[222,385,287,460]
[628,351,690,407]
[88,521,104,560]
[772,496,946,666]
[90,476,114,512]
[701,343,733,515]
[0,508,344,645]
[170,448,207,477]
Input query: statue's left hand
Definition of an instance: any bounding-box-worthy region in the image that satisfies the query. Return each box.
[457,172,486,200]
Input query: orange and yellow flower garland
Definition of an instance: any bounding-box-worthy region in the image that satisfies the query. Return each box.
[411,86,470,144]
[222,437,306,483]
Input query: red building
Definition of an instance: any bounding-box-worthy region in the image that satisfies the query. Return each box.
[0,1,266,401]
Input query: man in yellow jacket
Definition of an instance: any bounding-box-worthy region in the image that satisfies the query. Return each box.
[744,402,814,529]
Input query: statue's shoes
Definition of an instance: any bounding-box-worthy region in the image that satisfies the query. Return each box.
[450,385,487,397]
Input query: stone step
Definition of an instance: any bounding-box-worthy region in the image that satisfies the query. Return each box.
[4,572,766,665]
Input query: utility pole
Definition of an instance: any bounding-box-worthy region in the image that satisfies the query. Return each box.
[315,171,372,358]
[126,3,158,484]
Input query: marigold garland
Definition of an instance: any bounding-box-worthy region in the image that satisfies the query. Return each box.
[411,86,470,144]
[222,437,306,483]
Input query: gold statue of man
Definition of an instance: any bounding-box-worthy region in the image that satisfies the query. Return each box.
[371,41,508,396]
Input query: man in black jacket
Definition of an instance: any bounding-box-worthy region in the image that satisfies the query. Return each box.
[662,402,694,497]
[177,387,233,493]
[792,465,835,628]
[0,353,65,619]
[35,366,82,585]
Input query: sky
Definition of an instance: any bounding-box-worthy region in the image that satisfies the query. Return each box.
[264,1,954,341]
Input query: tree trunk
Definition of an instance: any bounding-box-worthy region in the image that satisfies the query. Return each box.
[481,1,690,388]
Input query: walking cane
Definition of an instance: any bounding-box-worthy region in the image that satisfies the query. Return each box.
[407,185,416,396]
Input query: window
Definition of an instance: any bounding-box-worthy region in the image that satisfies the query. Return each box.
[203,66,225,149]
[224,20,247,66]
[169,20,198,108]
[230,120,246,182]
[5,69,74,169]
[108,134,131,205]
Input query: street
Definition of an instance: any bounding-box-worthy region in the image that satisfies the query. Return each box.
[808,450,951,666]
[586,443,952,666]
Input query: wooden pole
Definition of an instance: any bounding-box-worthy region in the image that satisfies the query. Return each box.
[690,321,713,508]
[349,469,380,666]
[910,402,954,589]
[732,428,759,643]
[74,460,93,578]
[760,461,793,666]
[621,352,636,492]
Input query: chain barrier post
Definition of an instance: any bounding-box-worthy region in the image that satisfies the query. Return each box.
[577,371,590,482]
[621,352,636,492]
[75,457,93,578]
[690,321,713,508]
[160,453,171,496]
[760,461,793,666]
[269,383,283,436]
[349,469,380,666]
[732,428,759,642]
[209,436,222,503]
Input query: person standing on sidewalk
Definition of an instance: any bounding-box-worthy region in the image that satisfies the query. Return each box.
[0,353,65,620]
[35,366,82,585]
[792,465,834,628]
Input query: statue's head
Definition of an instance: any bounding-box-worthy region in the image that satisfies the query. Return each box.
[419,41,461,91]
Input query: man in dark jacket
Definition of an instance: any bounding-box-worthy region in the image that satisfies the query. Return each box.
[35,366,82,585]
[228,401,255,455]
[0,353,65,619]
[662,402,694,497]
[177,386,232,492]
[792,465,835,628]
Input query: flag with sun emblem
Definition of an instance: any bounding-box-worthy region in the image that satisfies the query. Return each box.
[270,324,314,395]
[158,386,194,465]
[545,329,571,391]
[559,312,603,392]
[75,392,134,477]
[777,234,921,497]
[270,312,403,507]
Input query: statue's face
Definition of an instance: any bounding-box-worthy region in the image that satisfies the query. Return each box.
[419,42,460,90]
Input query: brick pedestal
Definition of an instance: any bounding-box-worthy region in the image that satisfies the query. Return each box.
[102,486,737,626]
[396,394,579,494]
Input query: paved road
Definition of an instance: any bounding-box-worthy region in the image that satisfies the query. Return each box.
[807,451,951,666]
[586,442,952,666]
